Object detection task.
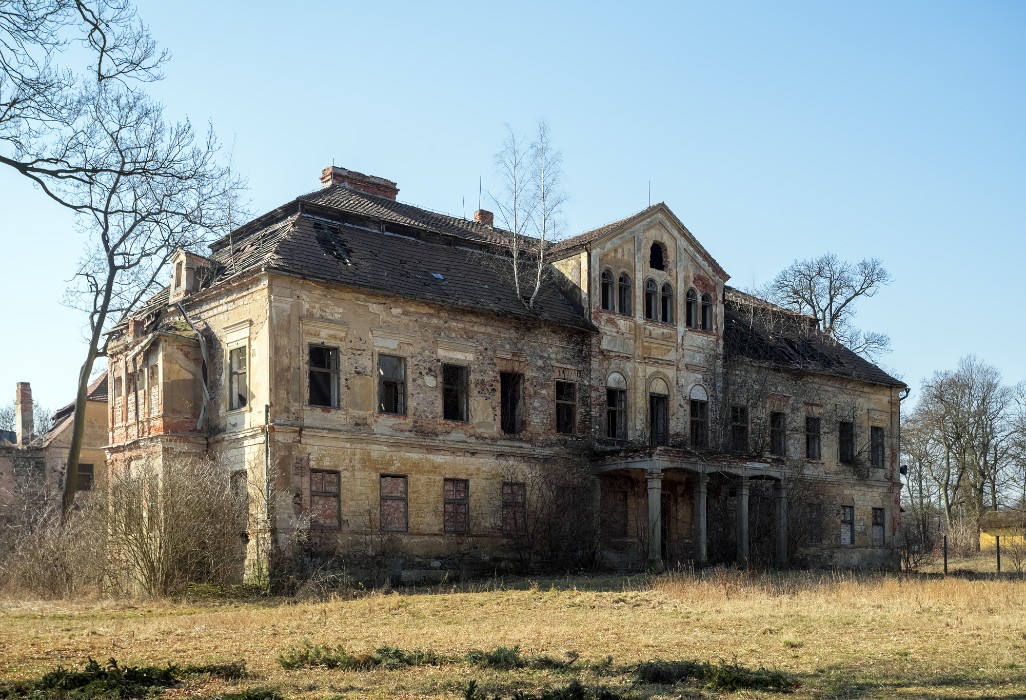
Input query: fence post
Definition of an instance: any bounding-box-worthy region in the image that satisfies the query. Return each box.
[943,535,948,575]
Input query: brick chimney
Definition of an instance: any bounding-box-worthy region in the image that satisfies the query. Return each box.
[474,209,494,227]
[15,382,33,447]
[320,166,399,201]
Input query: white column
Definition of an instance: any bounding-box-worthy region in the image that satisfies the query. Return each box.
[737,476,750,566]
[647,472,663,566]
[694,473,708,567]
[775,479,788,567]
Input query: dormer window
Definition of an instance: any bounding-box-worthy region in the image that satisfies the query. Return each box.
[649,242,667,271]
[174,261,184,289]
[169,249,214,304]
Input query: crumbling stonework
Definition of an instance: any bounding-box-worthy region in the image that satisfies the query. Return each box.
[106,165,906,581]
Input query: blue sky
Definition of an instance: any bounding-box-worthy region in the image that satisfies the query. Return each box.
[1,0,1024,411]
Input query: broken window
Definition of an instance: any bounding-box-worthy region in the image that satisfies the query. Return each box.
[502,481,526,536]
[650,393,669,446]
[731,405,749,453]
[442,364,469,422]
[872,507,885,547]
[379,475,408,532]
[228,346,248,410]
[685,289,698,328]
[701,293,713,330]
[76,463,94,491]
[555,380,576,435]
[310,470,341,529]
[443,478,469,533]
[308,345,340,408]
[600,269,614,311]
[378,355,406,415]
[839,421,855,465]
[113,376,123,399]
[174,260,184,290]
[806,416,821,460]
[500,372,524,435]
[661,283,674,323]
[840,505,854,546]
[870,426,885,468]
[770,411,786,457]
[649,241,666,270]
[617,273,632,315]
[644,279,658,320]
[601,486,629,538]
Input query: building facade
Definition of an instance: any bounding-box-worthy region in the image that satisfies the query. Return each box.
[105,166,906,580]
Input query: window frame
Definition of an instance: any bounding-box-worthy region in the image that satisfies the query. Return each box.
[770,411,786,457]
[499,371,525,435]
[377,354,407,416]
[872,507,885,547]
[443,477,469,534]
[644,278,658,320]
[700,293,713,330]
[661,283,674,323]
[685,288,698,328]
[308,344,340,408]
[690,399,709,448]
[806,416,822,460]
[502,481,527,536]
[617,272,632,316]
[600,269,615,311]
[870,426,885,468]
[839,420,855,465]
[606,388,627,441]
[310,469,342,530]
[650,392,669,446]
[441,363,469,422]
[840,505,855,546]
[379,474,409,532]
[76,463,94,491]
[730,405,749,453]
[228,345,248,411]
[555,380,577,435]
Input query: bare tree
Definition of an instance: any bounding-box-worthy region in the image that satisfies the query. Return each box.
[1,3,242,514]
[490,120,567,309]
[767,254,892,359]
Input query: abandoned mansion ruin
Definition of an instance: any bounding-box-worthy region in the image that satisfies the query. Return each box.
[105,165,906,579]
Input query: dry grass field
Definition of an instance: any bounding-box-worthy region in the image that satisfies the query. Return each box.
[2,568,1026,699]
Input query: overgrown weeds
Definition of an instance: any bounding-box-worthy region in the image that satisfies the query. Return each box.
[277,640,444,670]
[634,657,796,692]
[463,679,634,700]
[0,658,248,700]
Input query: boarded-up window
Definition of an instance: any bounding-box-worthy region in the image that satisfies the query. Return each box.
[601,487,628,538]
[310,470,340,529]
[872,507,885,547]
[379,475,408,532]
[806,417,821,460]
[443,478,469,533]
[840,505,854,546]
[870,426,885,468]
[502,481,526,536]
[555,380,576,434]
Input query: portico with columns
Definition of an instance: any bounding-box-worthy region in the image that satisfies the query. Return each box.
[595,447,789,569]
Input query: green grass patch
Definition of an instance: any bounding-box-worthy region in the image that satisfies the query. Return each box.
[278,640,444,671]
[0,658,249,700]
[634,658,797,692]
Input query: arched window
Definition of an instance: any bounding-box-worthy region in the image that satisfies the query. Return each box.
[649,377,670,446]
[644,279,658,320]
[617,273,632,316]
[685,289,698,328]
[661,283,674,323]
[649,242,666,270]
[600,269,614,311]
[701,293,713,330]
[689,385,709,448]
[606,372,627,441]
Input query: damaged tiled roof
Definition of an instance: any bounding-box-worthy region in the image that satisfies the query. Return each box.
[724,287,905,388]
[550,204,663,254]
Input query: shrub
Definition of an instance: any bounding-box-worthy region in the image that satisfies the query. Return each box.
[278,641,444,671]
